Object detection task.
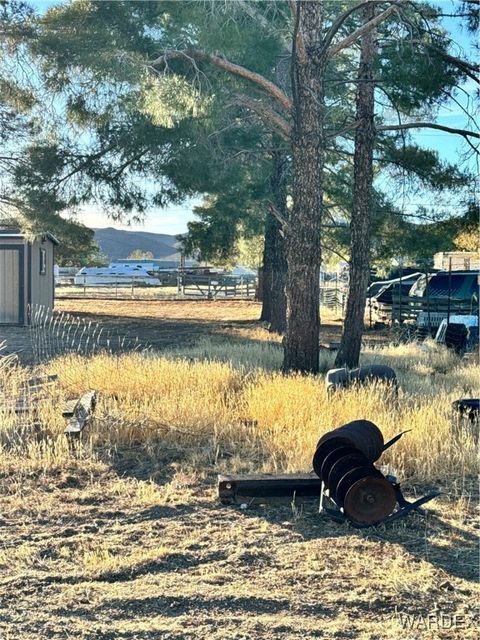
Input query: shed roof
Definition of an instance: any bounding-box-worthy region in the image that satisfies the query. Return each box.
[0,228,59,245]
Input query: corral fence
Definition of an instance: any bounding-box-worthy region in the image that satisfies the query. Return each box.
[320,286,347,314]
[29,305,148,364]
[368,294,479,332]
[178,274,256,299]
[56,273,257,300]
[392,297,479,340]
[392,295,479,326]
[56,275,174,300]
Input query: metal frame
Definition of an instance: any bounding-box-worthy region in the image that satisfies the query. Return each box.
[318,478,440,528]
[218,428,439,528]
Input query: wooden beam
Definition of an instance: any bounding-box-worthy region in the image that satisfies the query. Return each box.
[218,473,321,504]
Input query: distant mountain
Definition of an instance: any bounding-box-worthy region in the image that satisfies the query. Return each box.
[94,227,180,260]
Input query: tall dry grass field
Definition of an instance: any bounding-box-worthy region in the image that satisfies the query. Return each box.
[2,338,477,487]
[0,337,478,639]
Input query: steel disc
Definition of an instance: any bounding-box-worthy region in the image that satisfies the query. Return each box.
[335,465,383,506]
[327,456,373,499]
[316,420,384,462]
[319,446,359,483]
[312,437,349,477]
[343,476,397,525]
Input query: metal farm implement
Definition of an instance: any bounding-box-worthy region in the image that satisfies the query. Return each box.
[1,373,97,443]
[218,419,439,528]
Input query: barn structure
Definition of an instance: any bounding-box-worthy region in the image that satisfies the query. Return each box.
[0,228,58,325]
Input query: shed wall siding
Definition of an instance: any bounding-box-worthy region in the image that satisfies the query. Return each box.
[0,235,55,325]
[30,238,55,310]
[0,244,24,324]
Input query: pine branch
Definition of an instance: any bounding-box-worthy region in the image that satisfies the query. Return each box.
[328,0,407,58]
[377,121,480,143]
[231,95,291,139]
[148,50,292,113]
[321,1,371,54]
[326,119,363,139]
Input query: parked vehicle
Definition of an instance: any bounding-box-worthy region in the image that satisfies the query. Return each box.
[366,273,422,324]
[410,271,479,329]
[74,266,160,286]
[409,270,479,300]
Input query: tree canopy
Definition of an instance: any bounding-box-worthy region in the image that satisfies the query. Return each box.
[1,0,478,369]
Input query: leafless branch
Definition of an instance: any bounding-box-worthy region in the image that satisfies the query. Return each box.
[321,1,371,54]
[377,121,480,142]
[327,119,363,139]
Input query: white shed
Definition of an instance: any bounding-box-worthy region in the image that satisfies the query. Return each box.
[0,229,58,325]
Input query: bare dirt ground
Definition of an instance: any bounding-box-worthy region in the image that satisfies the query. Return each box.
[1,460,478,640]
[54,298,388,353]
[1,300,390,364]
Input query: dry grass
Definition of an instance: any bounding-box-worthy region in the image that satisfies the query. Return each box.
[20,338,473,484]
[55,298,262,322]
[0,333,478,639]
[56,285,180,299]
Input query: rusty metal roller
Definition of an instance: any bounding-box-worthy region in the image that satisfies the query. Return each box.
[326,455,395,525]
[343,476,397,524]
[314,419,384,467]
[312,419,397,525]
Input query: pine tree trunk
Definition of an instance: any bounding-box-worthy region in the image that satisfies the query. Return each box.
[269,151,288,334]
[335,3,376,369]
[259,215,274,322]
[283,1,325,373]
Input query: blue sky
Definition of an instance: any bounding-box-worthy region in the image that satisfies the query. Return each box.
[30,0,478,235]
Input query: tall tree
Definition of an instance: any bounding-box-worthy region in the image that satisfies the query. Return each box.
[335,0,479,367]
[266,150,288,334]
[144,1,407,373]
[15,0,478,369]
[335,2,376,369]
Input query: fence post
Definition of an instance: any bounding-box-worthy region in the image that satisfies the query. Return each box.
[335,274,339,316]
[398,263,403,325]
[425,267,431,333]
[447,257,452,325]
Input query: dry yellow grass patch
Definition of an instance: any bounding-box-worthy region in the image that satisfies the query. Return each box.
[1,338,477,486]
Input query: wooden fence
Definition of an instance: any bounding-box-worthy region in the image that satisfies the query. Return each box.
[178,274,256,299]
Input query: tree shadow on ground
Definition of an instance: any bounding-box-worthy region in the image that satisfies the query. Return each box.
[233,494,479,584]
[100,441,479,587]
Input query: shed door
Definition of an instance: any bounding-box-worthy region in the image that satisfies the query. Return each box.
[0,247,24,324]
